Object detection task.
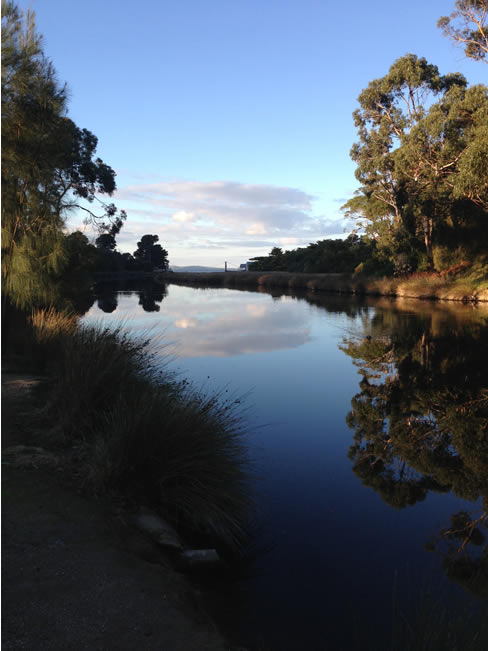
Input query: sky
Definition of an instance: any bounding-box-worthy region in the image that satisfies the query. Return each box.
[19,0,487,267]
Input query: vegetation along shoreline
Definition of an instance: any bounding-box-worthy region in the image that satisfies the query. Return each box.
[5,307,253,558]
[156,269,488,303]
[2,0,488,647]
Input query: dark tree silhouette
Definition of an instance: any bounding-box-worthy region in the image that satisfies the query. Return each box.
[133,234,169,270]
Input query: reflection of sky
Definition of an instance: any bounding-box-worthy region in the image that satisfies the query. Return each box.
[83,285,314,358]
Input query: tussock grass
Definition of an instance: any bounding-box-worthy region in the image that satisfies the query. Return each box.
[31,306,78,341]
[88,386,251,550]
[42,324,159,438]
[30,312,252,553]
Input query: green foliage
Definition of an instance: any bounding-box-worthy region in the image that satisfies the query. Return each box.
[1,1,125,309]
[344,52,488,272]
[249,235,374,273]
[2,224,67,308]
[438,1,488,64]
[432,245,469,271]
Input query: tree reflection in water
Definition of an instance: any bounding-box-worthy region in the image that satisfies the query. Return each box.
[340,308,488,597]
[138,282,167,312]
[89,280,168,314]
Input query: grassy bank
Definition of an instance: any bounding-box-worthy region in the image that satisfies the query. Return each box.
[159,264,488,302]
[20,308,252,556]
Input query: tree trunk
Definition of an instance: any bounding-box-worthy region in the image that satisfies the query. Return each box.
[422,216,434,271]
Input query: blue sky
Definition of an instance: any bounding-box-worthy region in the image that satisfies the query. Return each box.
[21,0,487,266]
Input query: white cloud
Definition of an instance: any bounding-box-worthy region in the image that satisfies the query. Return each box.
[70,178,350,265]
[279,237,299,245]
[174,318,198,329]
[118,179,316,236]
[172,210,197,223]
[246,222,268,236]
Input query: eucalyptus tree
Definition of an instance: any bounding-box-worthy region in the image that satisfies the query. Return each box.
[1,1,126,308]
[343,54,488,270]
[438,0,488,63]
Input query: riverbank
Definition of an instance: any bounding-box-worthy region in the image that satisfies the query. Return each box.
[14,309,252,555]
[156,270,488,303]
[1,305,255,649]
[1,373,231,651]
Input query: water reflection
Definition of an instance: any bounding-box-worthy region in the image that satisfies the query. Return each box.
[340,307,488,597]
[82,279,169,315]
[97,286,118,313]
[80,282,488,647]
[169,294,312,357]
[137,282,168,312]
[84,284,314,357]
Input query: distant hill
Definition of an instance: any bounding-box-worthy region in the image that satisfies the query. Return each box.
[170,265,230,273]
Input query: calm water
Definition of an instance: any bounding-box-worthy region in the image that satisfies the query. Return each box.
[82,280,488,650]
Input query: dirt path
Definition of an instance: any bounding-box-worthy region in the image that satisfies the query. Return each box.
[1,374,231,651]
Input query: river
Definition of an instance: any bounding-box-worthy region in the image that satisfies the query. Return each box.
[81,279,488,650]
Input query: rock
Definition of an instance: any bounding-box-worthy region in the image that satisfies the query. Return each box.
[179,549,221,566]
[133,507,183,551]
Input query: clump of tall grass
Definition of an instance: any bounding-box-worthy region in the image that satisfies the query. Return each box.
[32,314,252,554]
[38,323,160,437]
[10,307,80,372]
[30,306,78,341]
[87,385,251,551]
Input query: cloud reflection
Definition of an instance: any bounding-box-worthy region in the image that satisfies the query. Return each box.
[169,293,311,358]
[83,286,312,358]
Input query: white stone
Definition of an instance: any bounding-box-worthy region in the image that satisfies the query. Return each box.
[133,507,183,550]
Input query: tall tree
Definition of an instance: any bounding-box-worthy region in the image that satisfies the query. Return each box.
[1,1,126,308]
[343,54,487,270]
[133,234,169,269]
[438,1,488,64]
[95,233,117,252]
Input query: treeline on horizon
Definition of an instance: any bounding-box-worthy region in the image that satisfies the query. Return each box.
[249,236,375,274]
